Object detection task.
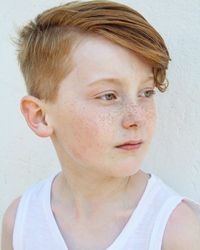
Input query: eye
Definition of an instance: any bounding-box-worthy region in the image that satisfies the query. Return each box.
[139,89,156,98]
[97,92,117,101]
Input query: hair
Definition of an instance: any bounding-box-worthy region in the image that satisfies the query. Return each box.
[15,0,170,102]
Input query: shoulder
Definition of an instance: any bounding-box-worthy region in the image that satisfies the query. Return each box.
[162,199,200,250]
[1,197,21,250]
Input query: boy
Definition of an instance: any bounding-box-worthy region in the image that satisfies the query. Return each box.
[2,0,200,249]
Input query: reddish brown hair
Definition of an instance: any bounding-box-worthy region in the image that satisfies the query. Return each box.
[16,0,170,102]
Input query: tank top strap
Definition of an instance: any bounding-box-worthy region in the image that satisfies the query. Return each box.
[13,173,58,250]
[13,187,33,250]
[148,195,184,250]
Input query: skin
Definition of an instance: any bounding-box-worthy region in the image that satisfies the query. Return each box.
[2,35,200,250]
[41,35,156,209]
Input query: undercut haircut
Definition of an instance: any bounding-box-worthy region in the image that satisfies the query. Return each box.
[15,0,170,102]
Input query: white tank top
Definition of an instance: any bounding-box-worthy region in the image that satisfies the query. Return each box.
[13,172,200,250]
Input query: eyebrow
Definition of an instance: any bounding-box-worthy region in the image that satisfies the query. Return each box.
[87,75,154,87]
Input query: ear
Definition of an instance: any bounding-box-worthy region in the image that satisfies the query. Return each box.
[20,96,53,137]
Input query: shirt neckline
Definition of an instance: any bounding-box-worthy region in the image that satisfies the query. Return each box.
[44,171,156,250]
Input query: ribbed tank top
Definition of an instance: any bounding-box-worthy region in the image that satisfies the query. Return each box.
[13,172,200,250]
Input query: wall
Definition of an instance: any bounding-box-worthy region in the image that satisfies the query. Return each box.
[1,0,200,243]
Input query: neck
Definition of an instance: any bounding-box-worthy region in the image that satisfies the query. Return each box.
[52,166,149,218]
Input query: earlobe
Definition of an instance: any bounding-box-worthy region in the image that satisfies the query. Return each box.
[20,96,53,137]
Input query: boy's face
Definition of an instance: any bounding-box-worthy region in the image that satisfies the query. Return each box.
[46,35,156,178]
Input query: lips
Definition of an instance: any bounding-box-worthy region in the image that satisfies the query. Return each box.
[116,140,143,150]
[116,140,143,147]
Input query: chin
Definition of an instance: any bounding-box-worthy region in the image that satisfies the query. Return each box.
[110,162,141,178]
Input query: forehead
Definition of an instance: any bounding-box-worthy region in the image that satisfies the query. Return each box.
[70,35,152,86]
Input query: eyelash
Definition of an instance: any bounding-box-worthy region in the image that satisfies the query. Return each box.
[97,89,156,101]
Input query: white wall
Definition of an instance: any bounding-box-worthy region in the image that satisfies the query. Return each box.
[1,0,200,240]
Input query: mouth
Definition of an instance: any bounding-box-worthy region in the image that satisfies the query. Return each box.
[115,140,143,151]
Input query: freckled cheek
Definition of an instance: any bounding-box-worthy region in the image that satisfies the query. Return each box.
[142,103,156,130]
[66,110,111,152]
[68,113,116,164]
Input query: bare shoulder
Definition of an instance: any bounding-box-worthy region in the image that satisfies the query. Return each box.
[162,199,200,250]
[1,197,21,250]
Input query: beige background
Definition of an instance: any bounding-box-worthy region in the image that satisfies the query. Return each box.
[1,0,200,242]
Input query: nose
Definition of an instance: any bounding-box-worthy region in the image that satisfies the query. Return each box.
[121,102,144,129]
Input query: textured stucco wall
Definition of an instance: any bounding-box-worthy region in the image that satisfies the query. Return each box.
[1,0,200,241]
